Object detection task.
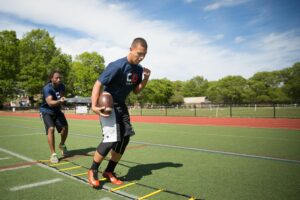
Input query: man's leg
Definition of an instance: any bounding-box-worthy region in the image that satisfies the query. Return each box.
[88,142,113,188]
[105,150,122,171]
[102,150,123,185]
[103,136,130,185]
[41,113,58,163]
[105,135,130,172]
[47,127,59,163]
[47,127,55,154]
[60,126,68,145]
[56,113,69,157]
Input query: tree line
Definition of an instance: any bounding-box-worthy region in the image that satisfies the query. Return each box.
[1,29,299,107]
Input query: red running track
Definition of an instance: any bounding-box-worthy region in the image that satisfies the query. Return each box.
[0,112,300,130]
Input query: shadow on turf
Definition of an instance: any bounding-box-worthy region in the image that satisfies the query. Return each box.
[66,147,95,157]
[122,162,183,181]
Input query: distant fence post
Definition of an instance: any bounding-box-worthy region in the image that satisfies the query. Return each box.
[273,104,276,118]
[194,105,196,117]
[230,104,232,117]
[165,106,167,116]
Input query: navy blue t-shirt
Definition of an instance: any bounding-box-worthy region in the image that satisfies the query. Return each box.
[40,82,65,114]
[99,57,143,103]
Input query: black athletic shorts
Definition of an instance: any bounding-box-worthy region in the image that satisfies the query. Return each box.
[40,112,68,134]
[100,102,135,143]
[114,102,135,137]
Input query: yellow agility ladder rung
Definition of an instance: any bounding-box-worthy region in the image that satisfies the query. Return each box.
[38,160,50,162]
[73,172,87,177]
[110,182,136,192]
[50,162,71,167]
[138,189,164,200]
[59,166,81,171]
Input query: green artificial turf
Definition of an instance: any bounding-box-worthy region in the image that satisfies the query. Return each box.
[0,116,299,200]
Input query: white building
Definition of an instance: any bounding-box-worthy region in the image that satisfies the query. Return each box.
[183,97,210,106]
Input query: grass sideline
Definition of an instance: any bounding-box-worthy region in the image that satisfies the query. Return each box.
[0,115,300,200]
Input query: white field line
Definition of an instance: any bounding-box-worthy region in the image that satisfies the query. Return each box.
[0,156,11,160]
[0,165,30,172]
[0,147,138,200]
[2,117,298,142]
[144,128,300,142]
[9,178,63,191]
[0,133,40,138]
[132,141,300,164]
[71,133,300,164]
[2,120,299,142]
[2,123,299,164]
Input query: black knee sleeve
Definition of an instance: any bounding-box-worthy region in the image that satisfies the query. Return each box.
[97,142,114,157]
[97,136,130,157]
[112,136,130,154]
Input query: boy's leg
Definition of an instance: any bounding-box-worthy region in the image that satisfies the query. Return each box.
[103,136,130,185]
[41,113,58,163]
[56,113,69,157]
[47,127,56,154]
[88,142,113,188]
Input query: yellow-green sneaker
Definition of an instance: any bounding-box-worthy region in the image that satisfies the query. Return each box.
[59,144,69,157]
[50,153,59,164]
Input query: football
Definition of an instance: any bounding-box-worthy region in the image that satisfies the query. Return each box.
[98,91,113,116]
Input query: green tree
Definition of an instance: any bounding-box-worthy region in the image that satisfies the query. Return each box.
[182,76,208,97]
[69,52,105,97]
[169,92,184,105]
[18,29,57,95]
[281,62,300,103]
[250,71,282,88]
[247,80,270,103]
[216,76,248,103]
[126,92,139,106]
[0,30,19,105]
[169,80,184,105]
[207,81,222,103]
[141,78,174,105]
[49,52,72,95]
[248,71,288,103]
[269,88,290,103]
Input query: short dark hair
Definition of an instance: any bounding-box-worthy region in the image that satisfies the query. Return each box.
[131,37,148,49]
[48,69,61,82]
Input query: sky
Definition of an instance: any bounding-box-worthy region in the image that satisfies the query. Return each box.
[0,0,300,81]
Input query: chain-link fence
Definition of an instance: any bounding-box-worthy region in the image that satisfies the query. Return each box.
[128,104,300,118]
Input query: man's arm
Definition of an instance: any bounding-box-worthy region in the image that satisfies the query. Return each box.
[45,84,66,107]
[91,80,106,116]
[133,67,151,94]
[45,95,65,107]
